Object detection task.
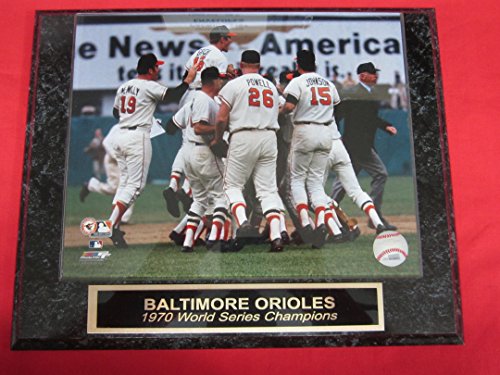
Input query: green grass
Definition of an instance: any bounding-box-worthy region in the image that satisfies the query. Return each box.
[62,233,421,281]
[65,175,416,226]
[324,175,416,216]
[63,175,419,281]
[65,185,175,226]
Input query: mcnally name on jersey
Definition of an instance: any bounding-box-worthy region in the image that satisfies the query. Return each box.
[118,85,140,96]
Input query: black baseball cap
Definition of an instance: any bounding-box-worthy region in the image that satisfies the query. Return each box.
[137,53,164,74]
[241,50,260,64]
[296,50,316,71]
[201,67,224,84]
[209,25,237,41]
[357,62,380,74]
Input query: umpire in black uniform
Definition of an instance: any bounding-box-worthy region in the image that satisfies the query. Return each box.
[331,62,398,230]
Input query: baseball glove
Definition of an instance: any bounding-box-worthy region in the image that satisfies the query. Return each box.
[210,141,229,158]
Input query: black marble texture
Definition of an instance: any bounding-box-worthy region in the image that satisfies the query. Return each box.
[12,9,462,349]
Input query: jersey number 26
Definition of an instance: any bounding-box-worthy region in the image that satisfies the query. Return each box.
[248,88,274,108]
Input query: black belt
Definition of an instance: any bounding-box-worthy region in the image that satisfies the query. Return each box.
[127,126,138,130]
[189,87,202,90]
[232,128,276,134]
[295,121,332,126]
[189,141,205,146]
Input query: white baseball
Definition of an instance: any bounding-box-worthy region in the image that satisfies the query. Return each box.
[373,231,409,267]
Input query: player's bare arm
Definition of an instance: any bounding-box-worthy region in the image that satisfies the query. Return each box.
[212,102,230,145]
[192,120,215,135]
[280,94,298,115]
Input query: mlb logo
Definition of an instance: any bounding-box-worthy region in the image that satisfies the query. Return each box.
[89,240,103,249]
[90,220,112,238]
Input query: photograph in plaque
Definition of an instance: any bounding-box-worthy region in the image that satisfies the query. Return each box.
[13,9,462,349]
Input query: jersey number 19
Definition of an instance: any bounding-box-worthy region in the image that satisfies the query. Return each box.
[120,96,137,114]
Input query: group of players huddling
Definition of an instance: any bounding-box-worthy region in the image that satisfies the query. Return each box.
[102,25,395,253]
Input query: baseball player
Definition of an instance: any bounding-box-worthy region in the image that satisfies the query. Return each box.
[179,67,229,252]
[163,104,193,218]
[280,50,345,248]
[325,115,389,234]
[213,50,286,253]
[180,25,237,107]
[80,123,134,224]
[107,53,198,247]
[163,25,237,217]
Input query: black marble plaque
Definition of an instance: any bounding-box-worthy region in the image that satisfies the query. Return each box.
[12,9,462,349]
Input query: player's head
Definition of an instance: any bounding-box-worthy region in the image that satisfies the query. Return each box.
[357,62,380,85]
[201,67,223,92]
[240,50,260,72]
[209,25,236,52]
[137,53,164,80]
[296,50,316,72]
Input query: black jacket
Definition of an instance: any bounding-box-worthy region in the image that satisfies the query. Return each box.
[335,83,390,160]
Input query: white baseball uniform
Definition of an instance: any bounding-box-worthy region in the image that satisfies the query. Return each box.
[178,44,229,108]
[284,72,341,231]
[87,124,134,222]
[285,73,340,207]
[183,91,227,217]
[112,78,167,207]
[218,73,282,227]
[169,103,190,190]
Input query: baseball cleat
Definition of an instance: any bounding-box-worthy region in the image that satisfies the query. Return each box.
[290,230,304,245]
[368,218,397,231]
[181,246,194,253]
[169,230,185,246]
[195,237,206,247]
[281,231,291,245]
[163,188,180,218]
[312,224,327,249]
[327,232,349,244]
[233,222,254,250]
[376,224,388,234]
[176,190,193,214]
[381,219,397,231]
[79,182,90,203]
[110,228,128,248]
[206,239,220,251]
[230,237,246,252]
[220,240,233,253]
[348,226,361,241]
[300,225,315,243]
[270,238,284,252]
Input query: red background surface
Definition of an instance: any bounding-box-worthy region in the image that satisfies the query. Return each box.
[2,1,499,374]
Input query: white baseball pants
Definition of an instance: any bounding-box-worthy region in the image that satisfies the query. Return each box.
[113,127,152,206]
[289,125,332,209]
[224,130,282,214]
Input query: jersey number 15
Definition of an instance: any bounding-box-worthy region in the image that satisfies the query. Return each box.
[310,87,332,106]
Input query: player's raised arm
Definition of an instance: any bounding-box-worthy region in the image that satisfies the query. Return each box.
[162,62,201,104]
